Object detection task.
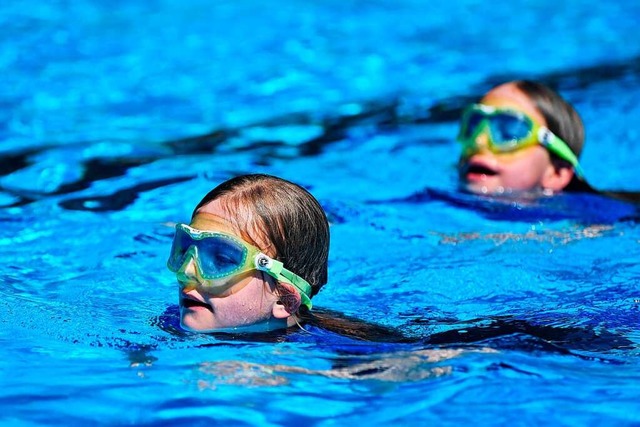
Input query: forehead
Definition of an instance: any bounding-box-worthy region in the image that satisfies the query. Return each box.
[190,199,239,235]
[480,83,546,125]
[191,198,271,252]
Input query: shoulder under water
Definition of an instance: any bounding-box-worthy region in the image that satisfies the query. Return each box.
[376,186,640,224]
[145,304,630,371]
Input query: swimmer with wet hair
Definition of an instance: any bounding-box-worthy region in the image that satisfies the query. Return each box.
[457,80,591,195]
[167,173,329,333]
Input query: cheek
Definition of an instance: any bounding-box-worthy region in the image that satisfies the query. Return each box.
[208,278,276,326]
[499,149,550,189]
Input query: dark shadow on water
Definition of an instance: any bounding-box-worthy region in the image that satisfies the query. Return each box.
[374,186,640,224]
[424,316,635,354]
[59,176,194,212]
[1,54,639,212]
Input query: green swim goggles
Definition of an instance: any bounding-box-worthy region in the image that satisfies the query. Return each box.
[458,104,585,178]
[167,223,312,310]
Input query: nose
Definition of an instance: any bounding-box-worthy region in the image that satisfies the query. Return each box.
[462,132,491,158]
[473,123,493,148]
[176,255,203,291]
[182,255,198,276]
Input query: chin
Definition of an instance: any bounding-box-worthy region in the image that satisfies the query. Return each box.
[460,180,493,195]
[180,319,201,332]
[180,312,215,332]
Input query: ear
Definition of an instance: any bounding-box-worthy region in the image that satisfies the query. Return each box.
[272,301,292,319]
[541,163,574,192]
[271,283,301,319]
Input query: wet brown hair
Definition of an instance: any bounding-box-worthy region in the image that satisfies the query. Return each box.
[513,80,595,192]
[192,174,330,305]
[513,80,585,157]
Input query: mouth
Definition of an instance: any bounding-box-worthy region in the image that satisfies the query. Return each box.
[461,160,498,178]
[181,296,213,312]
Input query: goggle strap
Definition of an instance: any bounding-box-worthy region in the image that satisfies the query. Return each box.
[279,274,313,311]
[538,128,585,179]
[255,253,313,310]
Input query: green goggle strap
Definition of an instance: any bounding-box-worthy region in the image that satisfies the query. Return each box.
[255,254,313,310]
[538,128,585,179]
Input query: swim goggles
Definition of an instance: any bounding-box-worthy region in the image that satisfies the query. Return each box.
[167,223,312,310]
[458,104,585,178]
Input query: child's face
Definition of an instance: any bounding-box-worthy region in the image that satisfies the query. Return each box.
[458,83,556,194]
[176,200,290,333]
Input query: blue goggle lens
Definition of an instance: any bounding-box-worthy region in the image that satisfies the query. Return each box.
[461,110,533,146]
[168,227,248,279]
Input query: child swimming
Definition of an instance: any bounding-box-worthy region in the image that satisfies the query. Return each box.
[456,80,640,205]
[167,173,329,333]
[457,80,590,195]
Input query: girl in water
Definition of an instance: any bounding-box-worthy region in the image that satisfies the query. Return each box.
[167,173,329,333]
[457,80,590,195]
[457,79,639,204]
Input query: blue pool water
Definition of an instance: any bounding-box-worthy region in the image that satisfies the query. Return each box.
[2,1,640,425]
